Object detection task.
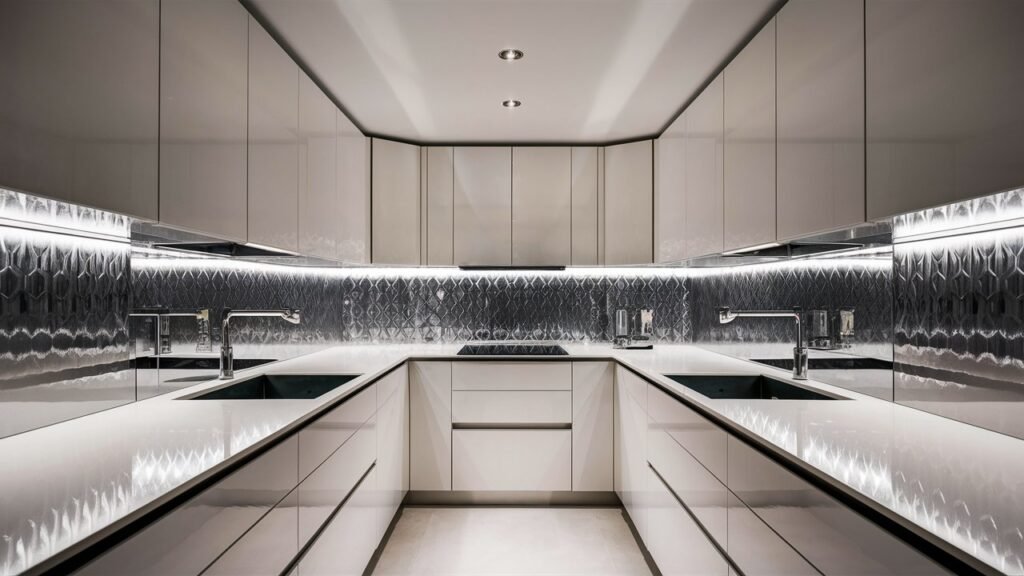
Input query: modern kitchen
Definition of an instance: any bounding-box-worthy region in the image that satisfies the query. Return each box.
[1,1,1022,575]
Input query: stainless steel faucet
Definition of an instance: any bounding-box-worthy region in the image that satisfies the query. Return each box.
[717,306,808,380]
[220,308,301,379]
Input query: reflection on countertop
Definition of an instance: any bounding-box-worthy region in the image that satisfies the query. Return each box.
[0,343,1020,575]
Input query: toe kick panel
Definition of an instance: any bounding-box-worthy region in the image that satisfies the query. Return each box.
[452,429,572,491]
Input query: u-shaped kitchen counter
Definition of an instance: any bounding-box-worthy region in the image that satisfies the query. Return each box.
[2,343,1018,576]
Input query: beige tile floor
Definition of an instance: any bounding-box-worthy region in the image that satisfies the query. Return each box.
[371,507,652,576]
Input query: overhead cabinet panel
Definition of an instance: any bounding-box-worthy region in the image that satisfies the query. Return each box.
[571,147,600,266]
[247,17,299,254]
[336,110,370,264]
[604,140,654,265]
[159,0,249,241]
[372,138,421,265]
[655,120,687,264]
[683,73,725,259]
[0,0,159,220]
[426,147,455,266]
[298,72,338,260]
[866,0,1024,218]
[454,147,512,266]
[512,147,572,266]
[724,20,776,252]
[777,0,865,240]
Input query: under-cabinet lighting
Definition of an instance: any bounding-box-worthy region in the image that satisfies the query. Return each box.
[721,242,781,256]
[892,186,1024,243]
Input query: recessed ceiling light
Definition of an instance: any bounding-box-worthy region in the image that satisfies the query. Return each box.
[502,99,522,109]
[498,48,524,61]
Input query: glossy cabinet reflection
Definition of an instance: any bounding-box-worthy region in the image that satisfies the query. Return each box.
[512,147,572,266]
[425,147,455,266]
[454,147,513,266]
[866,0,1024,218]
[372,139,422,265]
[777,0,865,240]
[684,74,725,259]
[724,20,776,252]
[159,0,248,241]
[604,141,654,265]
[0,0,159,220]
[336,110,371,264]
[298,72,338,260]
[247,17,299,253]
[571,147,601,266]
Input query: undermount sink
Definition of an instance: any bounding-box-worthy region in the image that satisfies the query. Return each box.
[185,374,361,400]
[752,357,893,371]
[665,374,845,401]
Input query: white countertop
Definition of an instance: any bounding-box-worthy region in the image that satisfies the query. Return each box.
[0,343,1019,575]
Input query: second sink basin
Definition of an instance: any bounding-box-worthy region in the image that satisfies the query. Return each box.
[665,374,844,401]
[186,374,361,400]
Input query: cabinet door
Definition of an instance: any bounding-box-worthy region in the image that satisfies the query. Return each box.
[777,0,864,241]
[684,73,725,259]
[426,147,455,266]
[572,362,614,491]
[410,362,452,491]
[604,141,654,265]
[646,467,729,576]
[376,365,408,538]
[298,73,337,260]
[724,20,776,252]
[615,365,649,540]
[571,147,600,266]
[454,147,512,266]
[204,489,299,576]
[866,0,1024,218]
[0,0,159,219]
[452,429,572,491]
[512,147,572,266]
[337,111,370,264]
[656,119,687,264]
[726,491,818,576]
[372,138,421,265]
[247,17,298,253]
[298,466,379,576]
[160,0,248,241]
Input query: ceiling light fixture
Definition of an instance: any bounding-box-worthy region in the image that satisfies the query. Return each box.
[498,48,524,61]
[502,99,522,109]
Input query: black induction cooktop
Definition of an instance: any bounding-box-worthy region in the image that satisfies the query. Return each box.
[457,344,569,356]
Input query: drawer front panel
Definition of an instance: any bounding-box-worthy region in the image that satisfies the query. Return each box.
[298,384,376,479]
[204,488,299,576]
[452,390,572,425]
[452,429,571,491]
[298,415,376,547]
[648,428,728,544]
[298,466,379,576]
[377,363,406,408]
[452,361,571,391]
[648,385,727,482]
[646,467,729,576]
[726,491,818,576]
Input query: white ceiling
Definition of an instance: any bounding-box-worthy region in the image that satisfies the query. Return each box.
[247,0,779,143]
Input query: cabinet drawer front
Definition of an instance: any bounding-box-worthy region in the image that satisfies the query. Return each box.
[616,364,647,408]
[298,416,376,547]
[646,467,729,576]
[452,361,571,391]
[452,429,571,491]
[204,489,299,576]
[648,429,728,544]
[376,364,406,408]
[727,438,947,575]
[78,436,298,576]
[648,385,727,482]
[452,390,572,425]
[299,385,376,479]
[726,491,817,576]
[299,467,379,576]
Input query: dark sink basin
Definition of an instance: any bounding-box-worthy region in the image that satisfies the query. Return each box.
[665,374,844,401]
[186,374,361,400]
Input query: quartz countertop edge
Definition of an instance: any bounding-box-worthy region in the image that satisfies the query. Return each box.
[2,343,1013,576]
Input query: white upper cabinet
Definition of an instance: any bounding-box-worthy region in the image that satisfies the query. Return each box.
[656,116,686,264]
[0,0,159,220]
[247,17,299,254]
[336,110,370,264]
[683,73,725,259]
[159,0,248,241]
[512,147,572,266]
[604,140,654,265]
[372,138,421,265]
[298,72,337,260]
[425,147,455,266]
[777,0,865,241]
[571,147,600,266]
[866,0,1024,219]
[454,147,512,266]
[724,19,776,252]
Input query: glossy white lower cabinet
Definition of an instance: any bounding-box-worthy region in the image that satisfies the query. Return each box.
[298,386,376,479]
[375,365,409,540]
[647,385,727,483]
[204,489,299,576]
[409,362,452,491]
[726,491,818,576]
[78,436,298,575]
[452,429,572,491]
[451,361,571,391]
[614,365,649,542]
[452,390,572,425]
[646,466,729,576]
[571,362,614,491]
[646,426,727,544]
[298,466,379,576]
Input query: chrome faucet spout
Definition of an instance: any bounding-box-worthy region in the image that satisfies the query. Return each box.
[220,308,301,379]
[716,306,807,380]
